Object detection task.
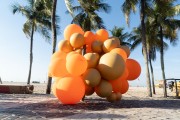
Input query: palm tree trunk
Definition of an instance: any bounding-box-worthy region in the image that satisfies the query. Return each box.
[149,56,156,94]
[140,0,152,97]
[27,23,35,85]
[160,25,167,97]
[46,0,57,94]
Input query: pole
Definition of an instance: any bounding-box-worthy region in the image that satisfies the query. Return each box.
[175,79,178,97]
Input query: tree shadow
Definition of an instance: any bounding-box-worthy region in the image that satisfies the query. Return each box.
[1,97,180,119]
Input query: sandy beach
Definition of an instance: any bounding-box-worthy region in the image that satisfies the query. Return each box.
[0,83,180,120]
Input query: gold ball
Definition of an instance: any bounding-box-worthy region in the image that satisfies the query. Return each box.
[97,53,125,80]
[74,49,82,54]
[116,92,122,101]
[85,85,94,96]
[95,80,112,98]
[84,53,100,68]
[106,92,117,102]
[103,38,120,53]
[70,33,85,49]
[108,36,120,45]
[119,46,130,57]
[82,68,101,87]
[91,40,103,53]
[58,40,73,53]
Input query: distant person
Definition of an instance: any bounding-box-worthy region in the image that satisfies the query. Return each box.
[0,77,2,84]
[168,81,174,92]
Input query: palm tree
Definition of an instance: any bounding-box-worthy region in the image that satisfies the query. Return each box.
[110,26,132,47]
[122,0,152,97]
[130,23,167,95]
[12,0,51,84]
[66,0,110,55]
[148,0,180,97]
[46,0,58,94]
[70,0,111,31]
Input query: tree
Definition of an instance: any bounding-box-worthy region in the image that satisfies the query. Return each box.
[12,0,51,84]
[66,0,110,54]
[70,0,111,31]
[110,26,132,47]
[148,0,180,97]
[46,0,58,94]
[122,0,152,97]
[129,22,168,95]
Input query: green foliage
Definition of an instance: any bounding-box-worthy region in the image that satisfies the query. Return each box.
[11,0,52,42]
[65,0,111,31]
[110,26,132,47]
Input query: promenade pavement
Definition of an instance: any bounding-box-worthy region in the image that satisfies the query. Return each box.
[0,87,180,120]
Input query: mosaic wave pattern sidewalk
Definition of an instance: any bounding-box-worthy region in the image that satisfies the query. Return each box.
[1,91,180,120]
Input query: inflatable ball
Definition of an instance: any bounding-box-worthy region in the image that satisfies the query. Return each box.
[95,80,112,98]
[70,33,85,49]
[84,53,100,68]
[97,53,125,80]
[58,40,73,53]
[82,68,101,87]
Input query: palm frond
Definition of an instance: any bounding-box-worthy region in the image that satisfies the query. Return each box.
[64,0,74,17]
[37,26,51,43]
[96,3,111,13]
[174,4,180,15]
[23,20,32,37]
[66,6,83,14]
[122,0,138,25]
[130,38,141,51]
[89,12,105,29]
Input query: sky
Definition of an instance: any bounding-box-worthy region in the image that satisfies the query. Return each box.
[0,0,180,87]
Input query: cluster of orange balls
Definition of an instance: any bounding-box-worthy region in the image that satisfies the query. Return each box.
[48,24,141,104]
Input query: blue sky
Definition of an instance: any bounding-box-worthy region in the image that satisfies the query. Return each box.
[0,0,180,87]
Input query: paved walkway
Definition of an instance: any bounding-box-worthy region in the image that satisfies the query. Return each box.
[0,87,180,120]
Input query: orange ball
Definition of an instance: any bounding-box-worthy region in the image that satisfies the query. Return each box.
[86,44,92,53]
[84,31,95,46]
[119,80,129,94]
[66,51,79,60]
[64,24,84,40]
[110,48,127,61]
[66,53,88,76]
[48,58,69,78]
[51,51,67,61]
[52,82,57,97]
[119,46,130,58]
[95,29,109,42]
[56,76,85,104]
[109,67,129,94]
[70,33,85,49]
[126,59,141,80]
[58,40,73,53]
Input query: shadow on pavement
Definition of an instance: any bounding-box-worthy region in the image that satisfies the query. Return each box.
[1,97,180,119]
